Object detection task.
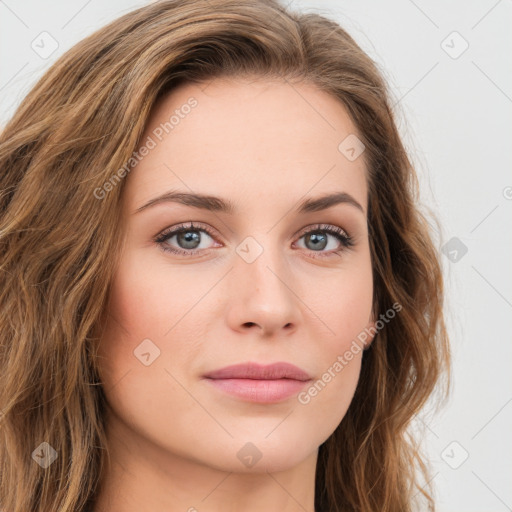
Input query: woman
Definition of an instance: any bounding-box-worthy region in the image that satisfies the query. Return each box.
[0,1,450,510]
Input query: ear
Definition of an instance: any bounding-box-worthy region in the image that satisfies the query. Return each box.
[363,311,378,350]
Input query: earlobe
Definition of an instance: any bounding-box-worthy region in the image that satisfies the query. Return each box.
[363,315,377,350]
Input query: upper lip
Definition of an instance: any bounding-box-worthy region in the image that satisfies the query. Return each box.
[203,362,312,381]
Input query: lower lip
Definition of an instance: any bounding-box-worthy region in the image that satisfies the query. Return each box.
[204,378,310,403]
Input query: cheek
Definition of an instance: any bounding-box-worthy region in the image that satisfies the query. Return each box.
[96,248,210,386]
[96,254,165,382]
[297,274,370,434]
[298,256,372,410]
[297,351,362,448]
[310,256,374,344]
[95,255,200,439]
[102,248,203,339]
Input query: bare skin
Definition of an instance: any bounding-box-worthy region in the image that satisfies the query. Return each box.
[93,76,375,512]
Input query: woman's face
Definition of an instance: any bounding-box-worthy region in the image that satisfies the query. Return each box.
[97,77,375,476]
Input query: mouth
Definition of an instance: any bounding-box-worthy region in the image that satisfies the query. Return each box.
[202,362,312,403]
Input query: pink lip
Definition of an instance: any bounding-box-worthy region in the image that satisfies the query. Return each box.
[202,362,312,403]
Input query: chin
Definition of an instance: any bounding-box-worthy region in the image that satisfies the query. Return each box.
[182,434,317,474]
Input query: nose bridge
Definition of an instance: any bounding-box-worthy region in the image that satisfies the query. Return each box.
[235,232,288,291]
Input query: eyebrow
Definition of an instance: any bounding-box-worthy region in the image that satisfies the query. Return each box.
[133,190,365,215]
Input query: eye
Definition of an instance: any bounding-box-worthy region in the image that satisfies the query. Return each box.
[154,222,219,256]
[293,223,354,259]
[154,222,354,258]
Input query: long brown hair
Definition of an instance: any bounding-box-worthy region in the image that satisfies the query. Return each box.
[0,1,451,510]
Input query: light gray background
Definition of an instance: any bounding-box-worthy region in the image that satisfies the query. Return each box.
[1,1,511,511]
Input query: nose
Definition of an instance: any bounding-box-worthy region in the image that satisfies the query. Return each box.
[225,243,302,337]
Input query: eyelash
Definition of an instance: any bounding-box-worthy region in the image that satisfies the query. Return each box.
[154,221,354,259]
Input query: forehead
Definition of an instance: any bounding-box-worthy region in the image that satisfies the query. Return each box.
[123,77,368,214]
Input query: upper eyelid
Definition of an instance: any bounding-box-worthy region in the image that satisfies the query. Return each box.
[295,223,349,237]
[156,221,218,240]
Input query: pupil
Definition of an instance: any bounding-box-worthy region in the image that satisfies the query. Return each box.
[178,230,200,249]
[308,232,327,250]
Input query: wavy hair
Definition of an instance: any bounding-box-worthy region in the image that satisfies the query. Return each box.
[0,1,451,510]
